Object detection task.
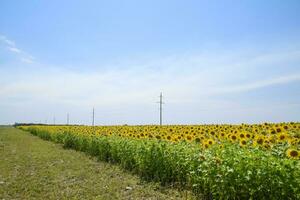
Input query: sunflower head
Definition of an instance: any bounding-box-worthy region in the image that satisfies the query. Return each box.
[239,139,247,147]
[245,132,252,139]
[277,132,289,142]
[253,136,264,147]
[185,134,193,141]
[203,143,209,149]
[166,135,172,141]
[220,132,225,138]
[276,127,283,133]
[263,143,271,149]
[286,149,300,160]
[207,138,215,145]
[230,134,238,142]
[239,132,245,139]
[214,157,222,165]
[195,137,201,143]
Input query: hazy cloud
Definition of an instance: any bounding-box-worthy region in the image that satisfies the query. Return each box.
[206,73,300,95]
[7,46,22,53]
[0,47,299,124]
[0,34,35,64]
[0,35,15,46]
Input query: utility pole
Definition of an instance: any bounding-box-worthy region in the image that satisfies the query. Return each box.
[157,92,164,126]
[53,116,56,125]
[92,107,95,126]
[67,113,69,125]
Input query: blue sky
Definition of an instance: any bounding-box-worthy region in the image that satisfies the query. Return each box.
[0,0,300,125]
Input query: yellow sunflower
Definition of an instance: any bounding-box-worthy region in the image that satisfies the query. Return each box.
[238,132,246,140]
[253,136,264,147]
[286,149,300,159]
[207,138,215,145]
[239,139,247,147]
[277,132,289,143]
[229,134,238,142]
[245,132,252,140]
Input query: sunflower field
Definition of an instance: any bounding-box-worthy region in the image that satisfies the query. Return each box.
[18,122,300,199]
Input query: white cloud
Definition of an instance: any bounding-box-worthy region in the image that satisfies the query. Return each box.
[0,34,35,64]
[7,46,22,53]
[0,46,299,124]
[0,67,299,106]
[0,35,15,46]
[20,57,34,64]
[205,73,300,95]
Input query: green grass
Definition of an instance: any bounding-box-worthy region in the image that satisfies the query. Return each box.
[0,127,194,200]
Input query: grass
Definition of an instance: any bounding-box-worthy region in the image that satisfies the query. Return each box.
[0,127,194,200]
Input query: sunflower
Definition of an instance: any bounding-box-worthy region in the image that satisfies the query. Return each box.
[269,129,276,135]
[207,138,215,145]
[195,137,201,143]
[286,149,300,159]
[263,143,271,149]
[166,135,172,141]
[290,138,300,146]
[220,132,226,138]
[199,154,206,160]
[230,134,238,142]
[214,157,222,165]
[177,135,182,140]
[155,135,161,140]
[185,134,193,142]
[277,132,289,143]
[267,135,277,144]
[239,139,247,147]
[253,136,264,147]
[245,132,252,139]
[238,132,246,139]
[275,126,283,133]
[203,142,210,149]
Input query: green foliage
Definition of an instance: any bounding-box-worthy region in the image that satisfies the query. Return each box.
[24,128,300,200]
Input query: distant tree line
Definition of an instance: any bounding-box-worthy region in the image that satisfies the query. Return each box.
[13,123,85,127]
